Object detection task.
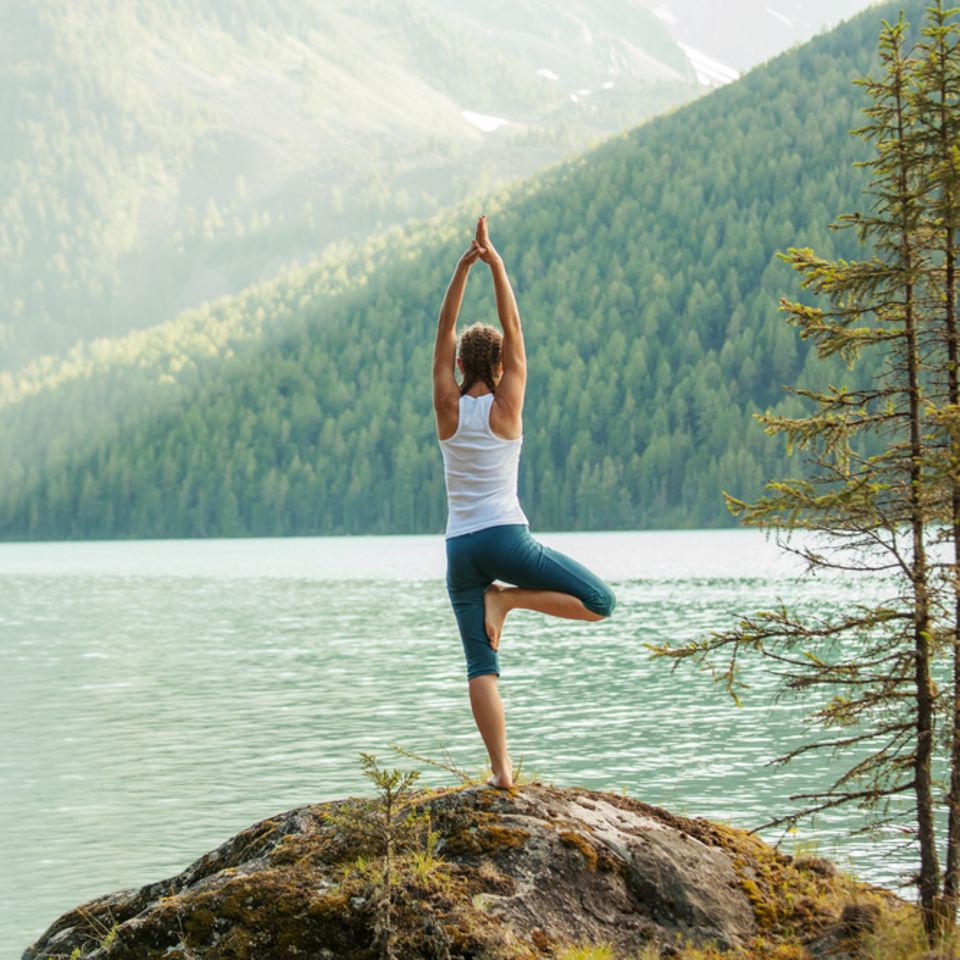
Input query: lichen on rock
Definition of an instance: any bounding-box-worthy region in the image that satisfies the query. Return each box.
[22,782,905,960]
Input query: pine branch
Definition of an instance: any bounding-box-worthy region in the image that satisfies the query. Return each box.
[749,781,914,834]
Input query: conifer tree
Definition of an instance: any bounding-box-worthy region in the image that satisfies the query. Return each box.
[914,0,960,922]
[652,7,960,943]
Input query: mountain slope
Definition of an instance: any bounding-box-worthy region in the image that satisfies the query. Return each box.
[0,0,702,370]
[0,0,926,539]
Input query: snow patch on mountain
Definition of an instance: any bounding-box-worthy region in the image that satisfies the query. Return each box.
[462,110,510,133]
[677,43,740,87]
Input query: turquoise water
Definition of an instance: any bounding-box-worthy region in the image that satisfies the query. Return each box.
[1,530,915,954]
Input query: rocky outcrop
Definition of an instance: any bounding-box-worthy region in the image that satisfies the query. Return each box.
[23,782,902,959]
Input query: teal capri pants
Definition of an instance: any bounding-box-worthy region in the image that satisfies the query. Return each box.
[445,523,616,681]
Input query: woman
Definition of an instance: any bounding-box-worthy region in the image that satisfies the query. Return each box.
[433,215,617,788]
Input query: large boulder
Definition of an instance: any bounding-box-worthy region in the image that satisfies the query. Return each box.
[22,782,898,959]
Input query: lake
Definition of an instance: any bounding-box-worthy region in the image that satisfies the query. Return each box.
[0,530,916,954]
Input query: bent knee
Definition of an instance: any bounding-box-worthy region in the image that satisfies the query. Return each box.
[586,584,617,619]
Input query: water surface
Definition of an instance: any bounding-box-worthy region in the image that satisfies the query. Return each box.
[0,530,915,954]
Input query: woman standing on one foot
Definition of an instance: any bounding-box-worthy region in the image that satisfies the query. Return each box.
[433,215,617,789]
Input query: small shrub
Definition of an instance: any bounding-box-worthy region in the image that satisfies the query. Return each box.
[327,752,451,960]
[555,943,615,960]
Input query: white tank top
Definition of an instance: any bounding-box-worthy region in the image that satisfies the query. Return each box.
[439,393,529,538]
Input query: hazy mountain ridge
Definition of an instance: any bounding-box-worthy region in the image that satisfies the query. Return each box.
[0,0,702,370]
[649,0,882,71]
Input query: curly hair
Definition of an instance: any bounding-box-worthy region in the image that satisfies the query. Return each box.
[458,323,503,396]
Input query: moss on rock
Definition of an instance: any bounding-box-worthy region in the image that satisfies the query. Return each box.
[24,783,919,960]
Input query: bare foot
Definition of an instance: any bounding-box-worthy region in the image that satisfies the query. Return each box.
[483,583,509,651]
[486,761,514,789]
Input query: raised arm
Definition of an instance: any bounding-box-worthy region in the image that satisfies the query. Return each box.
[434,235,484,438]
[477,216,526,434]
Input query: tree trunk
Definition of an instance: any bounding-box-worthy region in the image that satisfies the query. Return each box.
[927,7,960,932]
[893,49,941,940]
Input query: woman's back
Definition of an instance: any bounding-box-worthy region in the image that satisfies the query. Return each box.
[439,393,528,538]
[432,215,615,792]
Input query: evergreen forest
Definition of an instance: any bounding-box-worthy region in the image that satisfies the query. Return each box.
[0,0,926,540]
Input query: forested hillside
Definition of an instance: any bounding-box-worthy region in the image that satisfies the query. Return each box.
[0,0,921,540]
[0,0,701,369]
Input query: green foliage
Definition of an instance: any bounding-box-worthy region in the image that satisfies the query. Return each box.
[329,753,426,866]
[555,944,615,960]
[99,924,118,952]
[388,742,477,785]
[0,1,931,540]
[653,2,960,945]
[328,752,447,960]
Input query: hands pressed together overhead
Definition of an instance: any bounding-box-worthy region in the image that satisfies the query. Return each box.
[459,215,501,269]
